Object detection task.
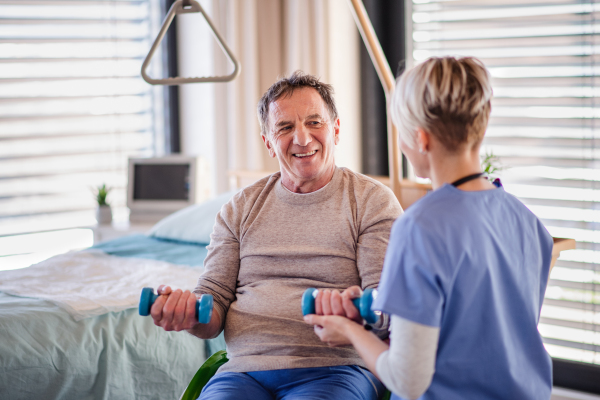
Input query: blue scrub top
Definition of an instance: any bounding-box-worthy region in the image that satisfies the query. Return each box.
[373,184,554,400]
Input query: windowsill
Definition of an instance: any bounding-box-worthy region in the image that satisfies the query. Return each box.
[552,387,600,400]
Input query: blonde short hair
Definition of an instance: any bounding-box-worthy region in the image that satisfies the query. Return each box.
[391,57,492,152]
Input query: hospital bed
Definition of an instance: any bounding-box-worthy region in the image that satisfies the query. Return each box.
[0,193,232,399]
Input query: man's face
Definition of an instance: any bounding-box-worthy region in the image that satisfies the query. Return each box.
[262,87,340,191]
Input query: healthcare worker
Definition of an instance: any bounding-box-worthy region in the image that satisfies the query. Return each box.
[304,56,554,400]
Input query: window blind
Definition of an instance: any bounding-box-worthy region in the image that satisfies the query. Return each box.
[408,0,600,366]
[0,0,165,237]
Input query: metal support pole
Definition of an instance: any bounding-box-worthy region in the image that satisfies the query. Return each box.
[346,0,403,200]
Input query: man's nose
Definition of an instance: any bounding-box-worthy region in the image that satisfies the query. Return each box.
[293,125,312,147]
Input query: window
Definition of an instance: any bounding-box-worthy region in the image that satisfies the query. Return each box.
[408,0,600,392]
[0,0,165,239]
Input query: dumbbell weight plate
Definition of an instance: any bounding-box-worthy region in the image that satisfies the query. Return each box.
[301,288,319,316]
[197,294,214,324]
[359,288,379,324]
[139,287,158,316]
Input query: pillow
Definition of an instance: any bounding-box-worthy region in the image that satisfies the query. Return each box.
[148,190,238,245]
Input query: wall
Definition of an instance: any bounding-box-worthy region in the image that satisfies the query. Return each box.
[327,0,361,174]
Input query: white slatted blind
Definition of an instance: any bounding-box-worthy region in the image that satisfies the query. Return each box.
[0,0,165,236]
[409,0,600,365]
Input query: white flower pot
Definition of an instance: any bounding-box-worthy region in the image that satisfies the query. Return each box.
[96,205,112,225]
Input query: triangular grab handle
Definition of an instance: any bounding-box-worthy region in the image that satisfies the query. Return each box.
[141,0,241,85]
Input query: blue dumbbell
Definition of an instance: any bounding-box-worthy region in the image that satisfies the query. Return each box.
[138,287,213,324]
[301,288,379,324]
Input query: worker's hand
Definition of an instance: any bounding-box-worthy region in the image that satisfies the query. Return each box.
[314,285,362,324]
[150,285,199,332]
[303,314,356,346]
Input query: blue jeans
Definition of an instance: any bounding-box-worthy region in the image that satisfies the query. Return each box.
[199,365,385,400]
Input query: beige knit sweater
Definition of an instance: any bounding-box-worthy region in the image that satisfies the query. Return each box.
[194,167,402,373]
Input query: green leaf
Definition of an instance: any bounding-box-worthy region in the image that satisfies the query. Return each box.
[92,183,111,206]
[180,350,229,400]
[480,150,503,178]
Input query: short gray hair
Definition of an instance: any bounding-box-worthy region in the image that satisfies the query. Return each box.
[391,56,493,152]
[257,71,338,137]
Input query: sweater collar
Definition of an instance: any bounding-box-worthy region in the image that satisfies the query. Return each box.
[275,167,343,205]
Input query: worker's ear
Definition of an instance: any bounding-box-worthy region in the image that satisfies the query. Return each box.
[261,134,276,158]
[333,119,340,145]
[416,128,431,154]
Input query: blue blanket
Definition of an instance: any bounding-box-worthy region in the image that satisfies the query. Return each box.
[92,234,209,266]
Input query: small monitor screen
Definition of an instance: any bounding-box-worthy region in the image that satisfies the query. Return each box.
[133,164,190,200]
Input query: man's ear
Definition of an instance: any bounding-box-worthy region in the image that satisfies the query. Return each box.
[333,119,340,145]
[261,134,276,158]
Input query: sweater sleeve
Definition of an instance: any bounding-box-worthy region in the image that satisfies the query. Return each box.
[356,183,403,290]
[193,194,244,335]
[376,314,439,400]
[354,183,402,338]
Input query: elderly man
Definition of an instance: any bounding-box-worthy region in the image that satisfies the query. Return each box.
[151,71,402,400]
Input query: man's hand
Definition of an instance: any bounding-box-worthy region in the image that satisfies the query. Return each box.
[314,285,363,324]
[304,314,358,346]
[150,285,199,332]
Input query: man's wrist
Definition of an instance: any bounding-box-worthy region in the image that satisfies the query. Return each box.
[186,308,222,339]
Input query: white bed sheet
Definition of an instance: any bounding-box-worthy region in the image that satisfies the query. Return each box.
[0,249,202,321]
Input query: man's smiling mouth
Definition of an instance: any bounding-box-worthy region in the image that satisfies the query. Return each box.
[293,150,317,158]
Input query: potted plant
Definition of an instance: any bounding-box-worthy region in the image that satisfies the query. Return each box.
[481,150,504,186]
[93,184,112,225]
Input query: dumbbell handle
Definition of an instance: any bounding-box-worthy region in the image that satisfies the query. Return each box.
[138,287,213,324]
[301,288,379,324]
